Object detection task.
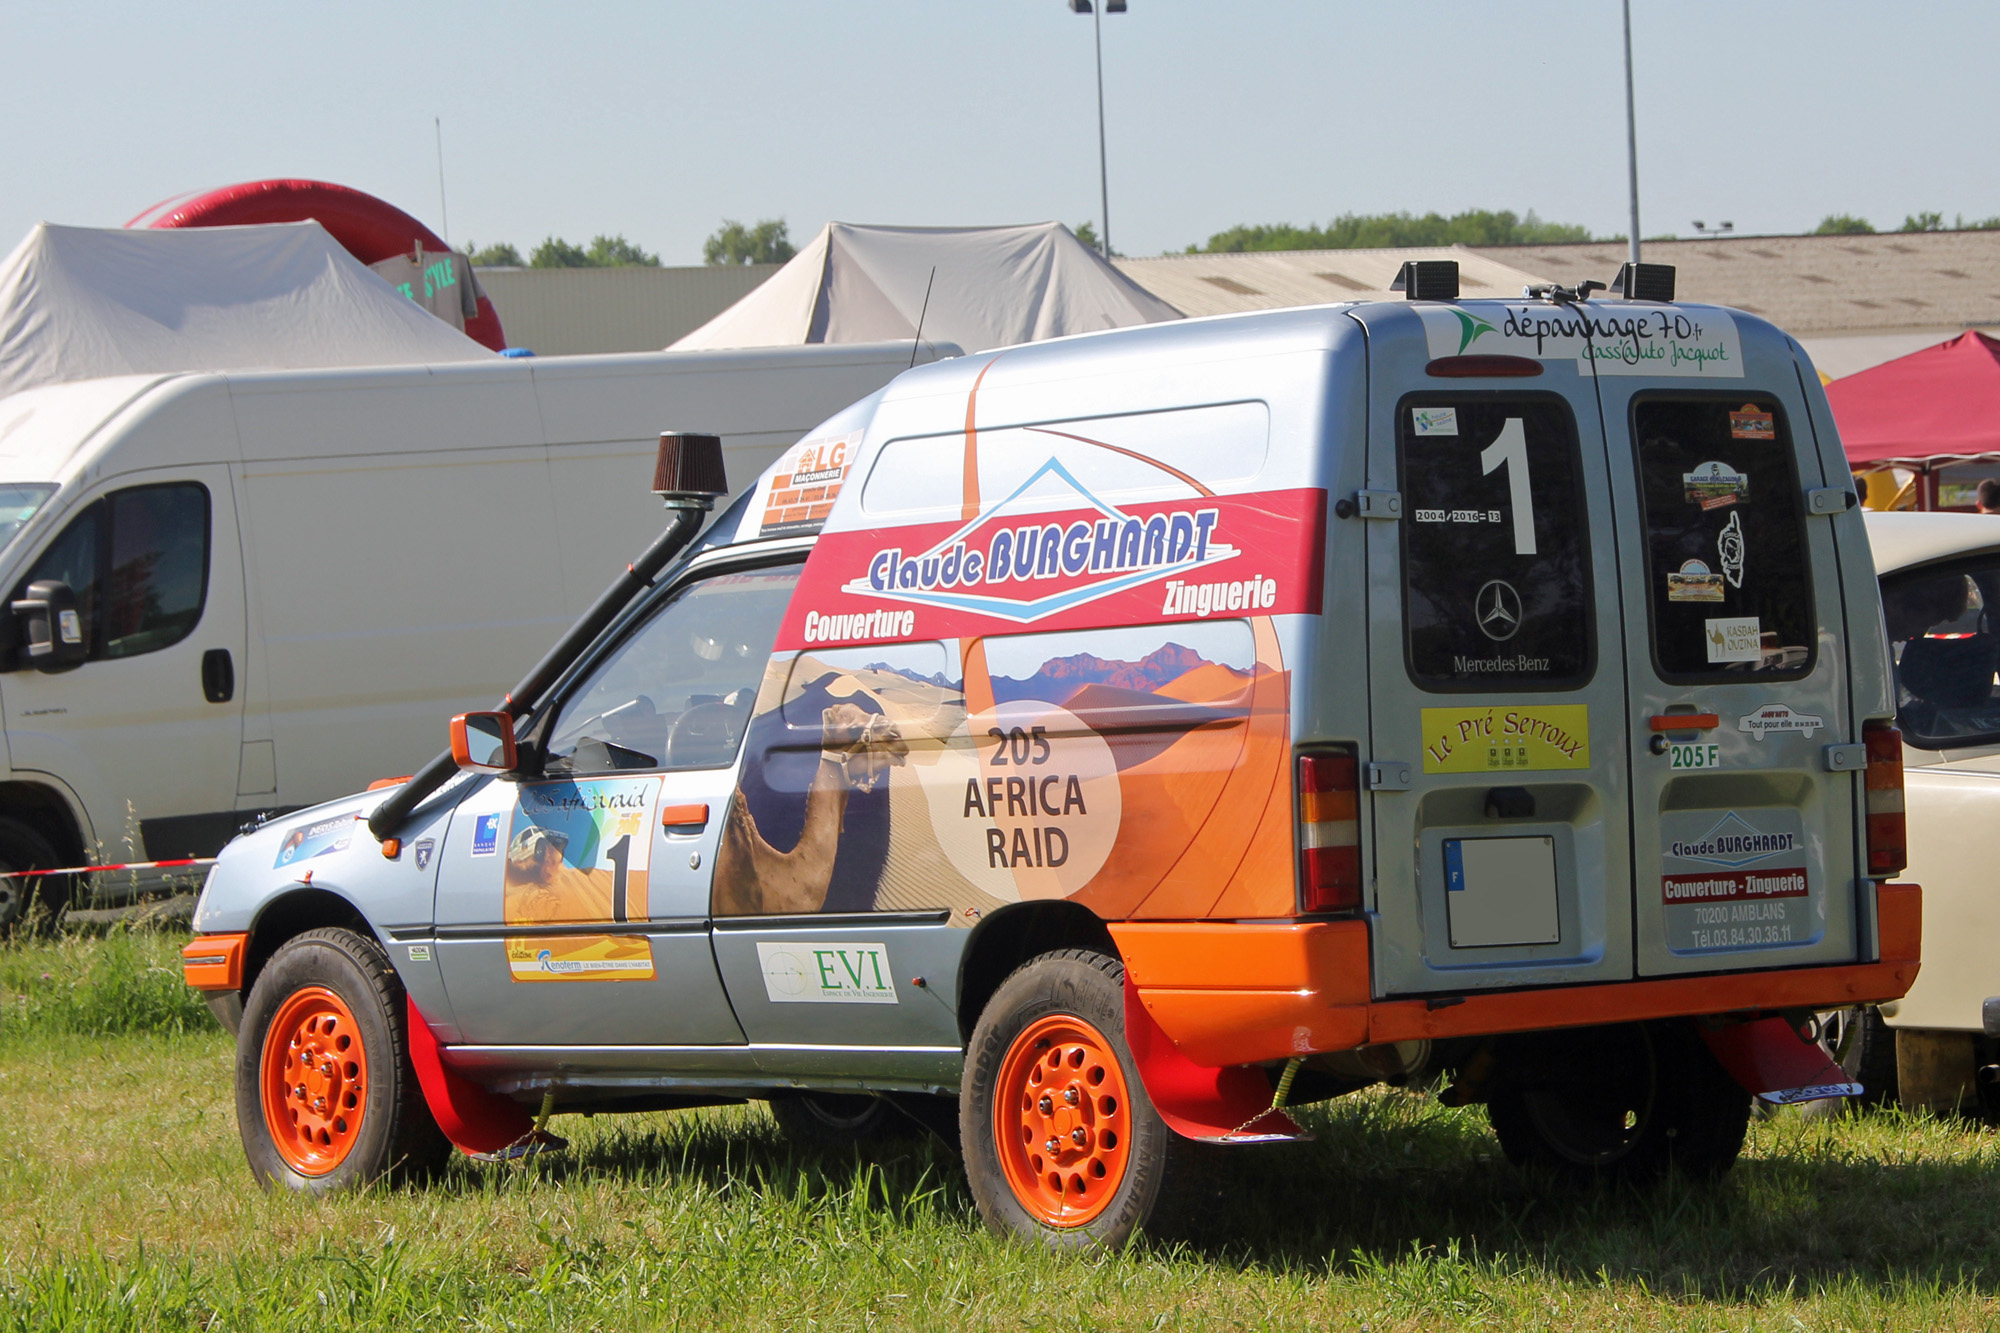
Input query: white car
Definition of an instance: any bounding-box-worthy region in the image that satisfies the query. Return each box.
[1855,511,2000,1112]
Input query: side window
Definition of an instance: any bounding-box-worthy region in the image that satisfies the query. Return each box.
[1883,560,2000,749]
[1634,396,1814,681]
[542,564,802,775]
[16,482,209,661]
[1398,396,1594,691]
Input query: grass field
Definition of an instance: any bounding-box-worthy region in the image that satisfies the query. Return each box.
[4,930,2000,1331]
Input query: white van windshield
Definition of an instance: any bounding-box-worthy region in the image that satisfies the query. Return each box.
[0,485,55,556]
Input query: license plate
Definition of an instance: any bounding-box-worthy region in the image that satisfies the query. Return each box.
[1667,741,1721,770]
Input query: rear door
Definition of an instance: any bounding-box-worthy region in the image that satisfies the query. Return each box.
[1594,366,1861,974]
[1360,328,1635,995]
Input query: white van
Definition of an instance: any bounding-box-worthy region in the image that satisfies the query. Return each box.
[0,343,950,922]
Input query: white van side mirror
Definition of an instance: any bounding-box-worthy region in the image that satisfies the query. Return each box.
[450,710,519,773]
[10,579,86,673]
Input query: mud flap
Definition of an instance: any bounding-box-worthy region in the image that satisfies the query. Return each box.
[1122,976,1309,1143]
[1698,1015,1862,1105]
[407,998,536,1154]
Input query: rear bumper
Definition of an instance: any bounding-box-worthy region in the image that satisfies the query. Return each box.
[1111,881,1922,1066]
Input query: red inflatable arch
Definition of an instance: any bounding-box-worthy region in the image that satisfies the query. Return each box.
[126,179,507,351]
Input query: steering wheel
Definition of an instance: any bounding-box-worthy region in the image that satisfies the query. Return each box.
[667,701,748,768]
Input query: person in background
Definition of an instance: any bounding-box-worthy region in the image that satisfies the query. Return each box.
[1978,478,2000,514]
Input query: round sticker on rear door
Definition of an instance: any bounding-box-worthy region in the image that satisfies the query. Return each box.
[923,701,1121,901]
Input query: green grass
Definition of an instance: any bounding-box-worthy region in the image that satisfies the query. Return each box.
[0,926,212,1039]
[4,933,2000,1330]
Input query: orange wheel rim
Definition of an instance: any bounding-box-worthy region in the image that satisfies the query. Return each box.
[260,986,367,1176]
[993,1013,1133,1228]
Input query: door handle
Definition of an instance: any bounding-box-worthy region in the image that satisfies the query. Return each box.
[661,802,709,831]
[201,648,234,704]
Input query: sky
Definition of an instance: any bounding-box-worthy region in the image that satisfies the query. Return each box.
[3,2,1995,264]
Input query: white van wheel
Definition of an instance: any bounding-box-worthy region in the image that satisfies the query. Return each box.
[1487,1021,1749,1186]
[0,818,63,935]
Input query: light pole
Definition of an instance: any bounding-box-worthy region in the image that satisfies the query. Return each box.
[1622,0,1641,264]
[1069,0,1125,257]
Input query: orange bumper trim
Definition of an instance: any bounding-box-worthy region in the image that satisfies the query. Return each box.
[181,933,247,992]
[1111,883,1922,1067]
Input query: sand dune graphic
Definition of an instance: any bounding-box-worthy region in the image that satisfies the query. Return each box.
[505,859,617,925]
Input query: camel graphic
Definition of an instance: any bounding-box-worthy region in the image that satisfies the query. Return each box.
[712,702,908,916]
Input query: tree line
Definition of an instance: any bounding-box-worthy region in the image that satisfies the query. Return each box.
[465,220,797,269]
[461,208,2000,269]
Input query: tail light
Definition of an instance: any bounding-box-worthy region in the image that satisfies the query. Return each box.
[1863,720,1906,878]
[1298,749,1361,912]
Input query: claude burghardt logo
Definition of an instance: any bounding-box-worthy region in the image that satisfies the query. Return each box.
[838,457,1241,625]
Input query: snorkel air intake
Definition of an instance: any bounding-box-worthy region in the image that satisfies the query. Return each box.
[366,432,728,841]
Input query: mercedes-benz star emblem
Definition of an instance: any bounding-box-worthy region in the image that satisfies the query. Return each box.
[1475,579,1523,641]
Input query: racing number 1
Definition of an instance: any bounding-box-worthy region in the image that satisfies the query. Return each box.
[605,834,631,922]
[1481,418,1537,557]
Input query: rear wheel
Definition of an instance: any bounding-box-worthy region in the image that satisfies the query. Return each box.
[0,818,64,935]
[961,949,1196,1250]
[1488,1020,1749,1187]
[235,927,449,1192]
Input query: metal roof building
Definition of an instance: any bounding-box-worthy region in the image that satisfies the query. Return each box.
[478,229,2000,378]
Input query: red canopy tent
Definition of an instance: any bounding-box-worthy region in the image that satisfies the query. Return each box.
[1826,331,2000,507]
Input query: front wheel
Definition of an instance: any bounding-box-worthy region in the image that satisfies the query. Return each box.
[234,927,450,1192]
[1487,1020,1749,1187]
[0,817,64,935]
[961,949,1197,1250]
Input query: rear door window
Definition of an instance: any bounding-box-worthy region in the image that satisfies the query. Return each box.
[1398,395,1595,691]
[1633,396,1814,682]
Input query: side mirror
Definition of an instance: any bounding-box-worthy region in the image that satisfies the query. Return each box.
[10,579,85,672]
[450,710,519,773]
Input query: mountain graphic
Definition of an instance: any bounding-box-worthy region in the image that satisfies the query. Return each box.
[990,644,1251,706]
[864,662,961,689]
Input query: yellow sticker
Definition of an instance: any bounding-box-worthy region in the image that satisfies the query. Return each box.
[1420,704,1590,774]
[505,934,655,982]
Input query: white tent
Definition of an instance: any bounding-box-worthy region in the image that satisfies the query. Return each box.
[0,221,491,400]
[672,222,1182,354]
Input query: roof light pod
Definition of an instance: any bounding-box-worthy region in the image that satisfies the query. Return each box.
[1612,261,1677,302]
[1391,260,1460,302]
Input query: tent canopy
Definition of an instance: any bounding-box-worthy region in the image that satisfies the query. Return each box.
[672,221,1182,354]
[1826,330,2000,468]
[0,221,491,400]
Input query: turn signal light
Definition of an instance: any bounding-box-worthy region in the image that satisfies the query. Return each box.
[1298,749,1361,913]
[1863,720,1906,878]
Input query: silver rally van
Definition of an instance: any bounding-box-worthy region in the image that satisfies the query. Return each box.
[185,261,1919,1248]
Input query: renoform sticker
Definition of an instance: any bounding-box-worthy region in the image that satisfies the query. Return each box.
[757,942,898,1004]
[1738,703,1823,740]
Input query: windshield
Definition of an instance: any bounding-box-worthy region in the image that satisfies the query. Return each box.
[0,485,56,557]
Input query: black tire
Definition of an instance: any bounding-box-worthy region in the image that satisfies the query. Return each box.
[0,817,64,935]
[234,926,451,1193]
[1819,1005,1898,1108]
[961,948,1199,1250]
[1487,1020,1749,1187]
[768,1091,932,1147]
